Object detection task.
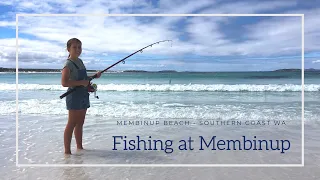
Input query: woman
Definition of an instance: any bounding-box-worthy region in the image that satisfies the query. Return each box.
[61,38,101,154]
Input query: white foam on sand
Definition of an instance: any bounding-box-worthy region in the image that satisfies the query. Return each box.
[1,83,320,92]
[0,99,314,124]
[1,115,320,180]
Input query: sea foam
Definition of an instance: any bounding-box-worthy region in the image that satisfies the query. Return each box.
[0,83,318,92]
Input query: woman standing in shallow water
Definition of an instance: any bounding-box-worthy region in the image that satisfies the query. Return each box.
[61,38,101,154]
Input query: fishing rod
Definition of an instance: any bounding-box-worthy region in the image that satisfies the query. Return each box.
[59,40,172,99]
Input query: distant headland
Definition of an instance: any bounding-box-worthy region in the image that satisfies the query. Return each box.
[122,70,178,73]
[0,67,179,73]
[273,68,320,72]
[0,67,98,73]
[0,67,319,73]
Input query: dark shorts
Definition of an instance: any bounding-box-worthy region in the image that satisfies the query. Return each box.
[66,87,90,110]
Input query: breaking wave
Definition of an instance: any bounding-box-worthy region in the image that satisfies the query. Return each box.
[0,83,319,92]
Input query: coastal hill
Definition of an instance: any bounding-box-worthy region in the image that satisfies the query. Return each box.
[122,70,178,73]
[0,67,178,73]
[0,67,319,73]
[0,67,101,73]
[274,68,320,72]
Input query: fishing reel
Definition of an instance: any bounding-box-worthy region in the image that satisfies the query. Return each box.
[88,83,99,99]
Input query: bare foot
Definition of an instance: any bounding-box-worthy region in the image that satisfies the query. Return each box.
[64,152,71,159]
[65,150,72,155]
[77,146,84,150]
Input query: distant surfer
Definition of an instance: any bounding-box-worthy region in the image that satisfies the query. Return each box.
[61,38,101,155]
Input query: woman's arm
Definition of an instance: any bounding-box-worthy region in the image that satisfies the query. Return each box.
[61,67,89,87]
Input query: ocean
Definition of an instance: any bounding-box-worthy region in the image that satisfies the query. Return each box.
[1,71,320,120]
[1,71,320,179]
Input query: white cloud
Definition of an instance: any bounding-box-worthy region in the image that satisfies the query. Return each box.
[0,0,14,5]
[312,60,320,64]
[158,0,214,14]
[200,1,298,14]
[0,0,320,71]
[16,16,180,55]
[0,38,68,64]
[235,16,301,56]
[0,21,15,27]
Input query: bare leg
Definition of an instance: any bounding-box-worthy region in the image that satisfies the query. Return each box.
[74,109,87,150]
[64,110,78,154]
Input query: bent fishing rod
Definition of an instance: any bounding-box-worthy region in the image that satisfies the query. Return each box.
[59,40,172,99]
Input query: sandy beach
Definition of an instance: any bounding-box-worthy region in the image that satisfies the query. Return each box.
[1,113,319,180]
[1,72,320,179]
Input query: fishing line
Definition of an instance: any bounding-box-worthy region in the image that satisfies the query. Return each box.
[60,40,173,99]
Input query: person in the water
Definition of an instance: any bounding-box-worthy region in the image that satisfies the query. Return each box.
[61,38,101,154]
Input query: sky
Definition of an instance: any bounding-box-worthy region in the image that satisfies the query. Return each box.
[0,0,319,72]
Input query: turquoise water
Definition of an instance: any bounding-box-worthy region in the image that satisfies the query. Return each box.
[1,71,319,85]
[1,71,320,167]
[1,71,320,123]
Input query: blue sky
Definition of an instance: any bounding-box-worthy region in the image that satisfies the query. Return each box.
[0,0,319,72]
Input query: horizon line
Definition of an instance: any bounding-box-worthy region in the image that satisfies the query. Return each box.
[0,67,317,73]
